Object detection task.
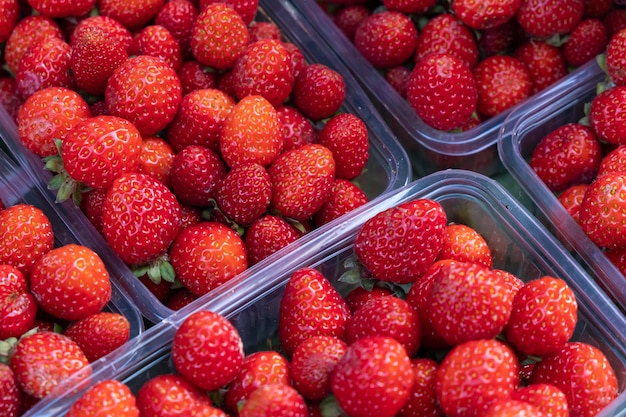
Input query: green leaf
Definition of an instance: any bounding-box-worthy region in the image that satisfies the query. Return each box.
[160,262,176,283]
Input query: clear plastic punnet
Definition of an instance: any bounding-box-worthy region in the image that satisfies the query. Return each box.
[0,0,412,323]
[20,169,626,416]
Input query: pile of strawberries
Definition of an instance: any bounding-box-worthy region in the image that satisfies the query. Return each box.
[0,0,373,310]
[318,0,624,131]
[59,198,619,417]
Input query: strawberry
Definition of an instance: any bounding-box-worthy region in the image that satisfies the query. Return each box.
[436,339,520,417]
[0,264,37,340]
[224,351,291,413]
[284,42,307,79]
[154,0,198,60]
[603,8,626,38]
[414,13,479,69]
[0,363,20,417]
[191,3,250,70]
[169,221,248,295]
[398,358,444,417]
[353,10,418,69]
[200,0,258,25]
[510,383,569,417]
[0,77,23,122]
[276,105,317,152]
[383,0,437,14]
[166,288,198,311]
[583,0,613,18]
[354,199,447,284]
[231,39,295,106]
[80,188,107,234]
[136,373,213,416]
[169,145,227,207]
[406,53,478,131]
[27,0,96,18]
[474,54,531,118]
[343,285,394,314]
[278,267,350,356]
[29,244,112,322]
[529,123,602,193]
[0,0,19,44]
[290,336,347,401]
[248,21,282,42]
[177,59,217,95]
[98,0,164,30]
[102,172,183,266]
[215,162,272,226]
[385,65,411,98]
[333,5,370,41]
[9,331,91,399]
[136,136,175,187]
[516,0,584,39]
[606,27,626,86]
[172,310,244,391]
[130,24,183,72]
[268,143,336,222]
[317,113,369,180]
[579,171,626,249]
[452,0,521,30]
[166,87,235,153]
[436,223,493,268]
[63,311,130,362]
[0,204,54,276]
[292,63,346,121]
[331,336,414,417]
[482,399,542,417]
[478,19,520,58]
[557,184,588,223]
[589,85,626,145]
[514,40,568,95]
[70,24,129,96]
[220,95,284,169]
[66,379,139,417]
[529,342,618,417]
[313,178,369,227]
[598,144,626,176]
[428,260,515,346]
[238,383,308,417]
[244,214,302,265]
[563,18,608,68]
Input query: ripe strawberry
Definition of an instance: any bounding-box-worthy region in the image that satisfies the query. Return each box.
[155,0,198,60]
[66,379,139,417]
[343,285,394,314]
[354,199,447,283]
[284,42,307,79]
[452,0,521,30]
[0,203,54,276]
[353,10,418,69]
[598,144,626,176]
[436,339,520,417]
[436,223,493,268]
[333,5,370,41]
[529,342,618,417]
[136,136,175,187]
[414,13,479,69]
[0,0,19,44]
[9,331,91,399]
[606,27,626,86]
[102,172,183,266]
[0,363,20,417]
[278,267,350,356]
[557,184,588,223]
[276,105,317,152]
[603,8,626,38]
[292,63,346,121]
[313,178,369,227]
[169,145,227,207]
[529,123,602,193]
[514,40,568,94]
[63,311,130,362]
[383,0,437,14]
[482,399,542,417]
[398,358,444,417]
[474,55,531,118]
[516,0,584,38]
[510,383,569,417]
[318,113,369,180]
[98,0,164,30]
[583,0,612,18]
[268,143,336,222]
[247,20,282,43]
[105,55,182,136]
[478,19,519,58]
[563,18,608,67]
[331,336,414,417]
[215,162,271,226]
[238,383,308,417]
[166,287,198,311]
[244,214,302,265]
[27,0,96,18]
[0,264,37,340]
[199,0,258,25]
[385,65,411,98]
[589,85,626,145]
[579,171,626,249]
[169,221,248,295]
[406,53,478,131]
[177,59,217,95]
[0,77,23,122]
[191,3,250,70]
[16,37,74,99]
[130,24,183,72]
[172,310,244,391]
[224,351,291,413]
[30,244,112,322]
[80,188,107,234]
[136,374,212,416]
[220,95,284,169]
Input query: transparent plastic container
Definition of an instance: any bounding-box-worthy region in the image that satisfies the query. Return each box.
[288,0,605,178]
[21,169,626,416]
[498,60,626,310]
[0,0,412,323]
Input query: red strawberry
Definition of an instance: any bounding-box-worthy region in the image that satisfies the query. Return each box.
[406,53,478,131]
[482,399,542,417]
[238,383,308,417]
[478,19,520,58]
[474,55,531,118]
[557,184,588,223]
[278,267,350,356]
[276,105,317,152]
[0,204,54,276]
[136,136,175,187]
[436,223,493,268]
[343,285,394,314]
[603,8,626,38]
[9,331,91,399]
[514,40,568,94]
[354,199,447,284]
[292,63,346,121]
[27,0,96,18]
[191,3,250,70]
[172,310,244,391]
[98,0,164,30]
[589,85,626,145]
[606,27,626,86]
[529,123,602,193]
[154,0,198,60]
[353,10,418,69]
[382,0,437,14]
[80,188,107,235]
[169,145,227,207]
[0,0,19,44]
[529,342,618,417]
[284,42,307,79]
[199,0,258,25]
[220,95,284,169]
[247,21,282,43]
[563,18,608,67]
[66,379,139,417]
[130,24,183,72]
[318,113,369,180]
[313,178,369,227]
[598,144,626,176]
[333,5,370,41]
[398,358,444,417]
[17,86,90,158]
[331,336,414,417]
[136,374,212,416]
[452,0,522,30]
[102,172,183,266]
[516,0,584,38]
[414,13,479,69]
[0,264,37,340]
[168,221,248,295]
[16,37,74,99]
[177,59,217,95]
[63,311,130,362]
[0,363,20,417]
[385,65,411,98]
[510,383,569,417]
[244,214,302,265]
[0,77,23,122]
[224,351,291,413]
[435,339,520,417]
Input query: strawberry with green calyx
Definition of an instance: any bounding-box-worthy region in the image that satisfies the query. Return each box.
[66,379,139,417]
[0,264,37,340]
